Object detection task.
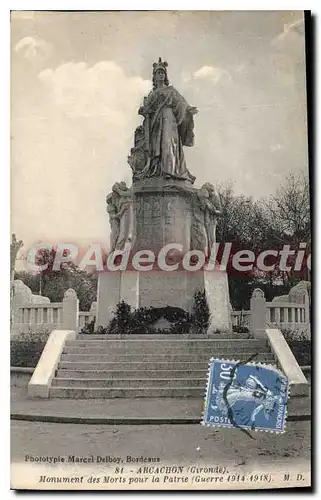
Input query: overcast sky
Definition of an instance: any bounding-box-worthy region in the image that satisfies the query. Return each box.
[11,10,308,251]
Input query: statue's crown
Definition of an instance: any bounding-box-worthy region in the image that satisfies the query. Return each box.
[153,57,168,74]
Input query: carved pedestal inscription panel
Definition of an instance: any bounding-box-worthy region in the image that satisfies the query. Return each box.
[134,187,192,253]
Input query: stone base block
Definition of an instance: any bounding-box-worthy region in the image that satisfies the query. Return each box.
[204,270,231,332]
[138,270,202,311]
[96,272,121,328]
[133,178,193,254]
[96,271,139,327]
[96,269,230,333]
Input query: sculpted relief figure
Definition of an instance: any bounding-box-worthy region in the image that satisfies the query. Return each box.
[106,192,119,251]
[127,125,148,176]
[106,182,133,251]
[190,183,221,255]
[129,58,198,183]
[202,182,221,255]
[190,190,207,254]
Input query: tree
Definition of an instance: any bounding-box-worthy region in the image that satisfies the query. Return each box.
[264,171,311,286]
[265,172,310,247]
[10,233,23,325]
[214,173,311,308]
[15,246,98,311]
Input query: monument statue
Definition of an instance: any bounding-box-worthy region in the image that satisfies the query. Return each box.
[190,189,208,253]
[201,182,222,255]
[189,183,221,255]
[10,233,23,283]
[106,182,133,251]
[127,125,148,176]
[106,192,119,251]
[98,59,231,333]
[129,57,198,183]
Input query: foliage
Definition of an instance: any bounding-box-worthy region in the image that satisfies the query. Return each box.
[80,290,212,335]
[15,262,98,312]
[80,301,193,335]
[281,327,310,342]
[214,173,311,309]
[232,325,250,334]
[281,328,311,366]
[287,340,311,366]
[10,332,50,367]
[79,319,96,335]
[265,172,310,247]
[192,289,211,333]
[108,301,133,335]
[14,173,311,313]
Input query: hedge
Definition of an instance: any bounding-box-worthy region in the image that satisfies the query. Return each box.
[281,328,311,366]
[287,340,311,366]
[10,332,49,368]
[80,292,211,335]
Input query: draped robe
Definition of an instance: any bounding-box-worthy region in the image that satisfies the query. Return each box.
[137,85,196,182]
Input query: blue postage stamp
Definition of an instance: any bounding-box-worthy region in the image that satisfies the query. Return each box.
[202,359,289,433]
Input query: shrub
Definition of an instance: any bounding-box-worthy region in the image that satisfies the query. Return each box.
[10,332,50,367]
[96,325,109,334]
[109,304,192,335]
[232,325,250,334]
[113,301,132,334]
[281,328,311,366]
[78,319,96,334]
[192,289,210,333]
[79,303,194,335]
[79,290,212,336]
[287,340,311,366]
[281,327,310,342]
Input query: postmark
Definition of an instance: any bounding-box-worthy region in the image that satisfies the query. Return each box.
[202,359,289,433]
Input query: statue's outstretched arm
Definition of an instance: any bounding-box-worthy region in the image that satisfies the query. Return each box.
[187,105,199,115]
[115,200,131,219]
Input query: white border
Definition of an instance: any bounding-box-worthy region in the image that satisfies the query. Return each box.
[3,2,318,10]
[3,4,318,499]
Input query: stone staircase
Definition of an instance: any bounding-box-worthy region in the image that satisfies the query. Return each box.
[49,335,276,399]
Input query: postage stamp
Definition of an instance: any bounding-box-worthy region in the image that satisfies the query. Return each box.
[202,359,289,433]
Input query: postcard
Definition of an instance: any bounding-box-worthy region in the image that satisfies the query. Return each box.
[10,10,311,490]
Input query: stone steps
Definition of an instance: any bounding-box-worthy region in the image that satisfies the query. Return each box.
[57,357,274,372]
[60,352,274,363]
[76,334,250,340]
[52,377,207,388]
[67,339,265,348]
[51,335,276,399]
[62,345,271,355]
[49,387,205,399]
[56,369,208,379]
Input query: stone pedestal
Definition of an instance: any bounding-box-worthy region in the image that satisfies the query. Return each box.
[62,289,79,330]
[96,272,121,327]
[138,270,200,311]
[250,288,267,339]
[204,269,231,332]
[96,268,230,333]
[96,271,139,327]
[97,177,231,333]
[133,178,193,254]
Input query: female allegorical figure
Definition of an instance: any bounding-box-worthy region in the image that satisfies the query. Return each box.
[106,182,133,251]
[135,58,198,182]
